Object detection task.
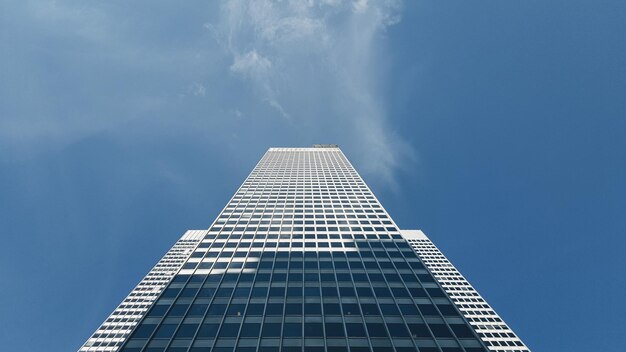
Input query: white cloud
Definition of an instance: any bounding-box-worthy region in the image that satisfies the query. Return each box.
[230,50,272,78]
[1,0,414,186]
[211,0,412,185]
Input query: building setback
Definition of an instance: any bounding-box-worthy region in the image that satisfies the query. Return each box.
[80,146,528,352]
[79,231,204,352]
[401,231,529,352]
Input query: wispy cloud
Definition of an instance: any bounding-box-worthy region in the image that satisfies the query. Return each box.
[210,0,413,185]
[230,50,273,78]
[1,0,414,186]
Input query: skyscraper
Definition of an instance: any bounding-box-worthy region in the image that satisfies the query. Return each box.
[80,146,528,352]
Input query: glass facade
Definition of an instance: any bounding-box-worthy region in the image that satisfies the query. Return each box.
[83,146,494,352]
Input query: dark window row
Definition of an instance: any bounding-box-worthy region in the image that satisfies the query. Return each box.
[131,320,476,340]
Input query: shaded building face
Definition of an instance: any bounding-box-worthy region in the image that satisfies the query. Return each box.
[82,146,492,352]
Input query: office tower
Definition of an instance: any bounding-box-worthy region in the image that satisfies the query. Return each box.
[81,145,527,352]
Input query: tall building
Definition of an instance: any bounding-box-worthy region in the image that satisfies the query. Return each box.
[80,146,528,352]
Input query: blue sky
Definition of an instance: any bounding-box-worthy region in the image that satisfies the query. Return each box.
[1,1,625,351]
